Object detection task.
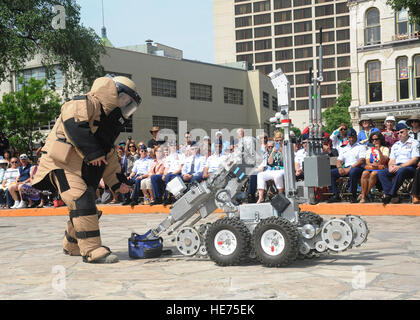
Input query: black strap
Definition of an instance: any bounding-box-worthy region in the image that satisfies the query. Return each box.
[65,231,78,244]
[70,208,99,220]
[75,230,100,239]
[53,169,70,193]
[73,95,87,100]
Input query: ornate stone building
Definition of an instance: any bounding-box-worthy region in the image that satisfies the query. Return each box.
[348,0,420,130]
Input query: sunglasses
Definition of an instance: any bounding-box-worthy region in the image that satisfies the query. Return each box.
[371,138,379,141]
[11,161,18,164]
[140,150,147,152]
[129,145,136,148]
[340,128,347,131]
[398,130,406,134]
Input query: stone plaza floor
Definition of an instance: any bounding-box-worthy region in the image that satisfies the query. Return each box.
[1,213,420,300]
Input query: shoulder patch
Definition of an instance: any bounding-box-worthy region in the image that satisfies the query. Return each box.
[72,95,87,101]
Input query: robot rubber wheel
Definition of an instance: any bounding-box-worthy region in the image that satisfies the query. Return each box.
[252,217,299,267]
[205,218,251,266]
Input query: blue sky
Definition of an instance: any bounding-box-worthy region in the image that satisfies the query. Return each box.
[75,0,215,63]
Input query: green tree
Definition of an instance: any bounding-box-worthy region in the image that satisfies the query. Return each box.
[322,79,352,134]
[0,0,106,97]
[387,0,420,25]
[0,77,62,156]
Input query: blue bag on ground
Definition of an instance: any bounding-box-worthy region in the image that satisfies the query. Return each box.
[128,230,163,259]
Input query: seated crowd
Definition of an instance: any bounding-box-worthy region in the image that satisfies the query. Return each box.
[1,114,420,209]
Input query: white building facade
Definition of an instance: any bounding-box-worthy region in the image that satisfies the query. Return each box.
[348,0,420,130]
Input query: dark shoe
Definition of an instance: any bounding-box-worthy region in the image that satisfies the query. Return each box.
[327,195,341,203]
[349,195,359,203]
[130,200,138,207]
[122,199,132,206]
[382,195,392,204]
[390,197,400,204]
[150,199,163,206]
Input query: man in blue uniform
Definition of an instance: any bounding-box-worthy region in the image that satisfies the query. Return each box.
[378,123,419,204]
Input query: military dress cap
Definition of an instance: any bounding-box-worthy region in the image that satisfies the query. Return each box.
[406,114,420,127]
[396,122,409,131]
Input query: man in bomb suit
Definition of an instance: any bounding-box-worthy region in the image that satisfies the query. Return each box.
[32,75,141,264]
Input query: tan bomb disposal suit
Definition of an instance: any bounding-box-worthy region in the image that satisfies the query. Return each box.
[33,76,138,263]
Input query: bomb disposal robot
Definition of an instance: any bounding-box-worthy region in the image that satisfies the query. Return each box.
[139,68,368,267]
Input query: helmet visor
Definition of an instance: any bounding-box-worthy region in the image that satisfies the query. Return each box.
[118,92,140,119]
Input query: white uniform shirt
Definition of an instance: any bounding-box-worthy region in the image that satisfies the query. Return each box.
[131,157,152,176]
[182,155,206,176]
[165,153,184,173]
[205,154,227,173]
[331,130,349,153]
[294,148,307,170]
[337,142,366,167]
[390,138,420,164]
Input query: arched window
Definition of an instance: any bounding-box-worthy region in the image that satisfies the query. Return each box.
[397,57,409,100]
[396,8,408,35]
[415,55,420,99]
[365,8,380,45]
[366,61,382,103]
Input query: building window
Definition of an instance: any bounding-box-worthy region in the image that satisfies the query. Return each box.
[365,8,381,45]
[153,115,178,135]
[272,96,278,111]
[323,70,336,82]
[295,60,313,72]
[294,21,312,33]
[255,51,272,63]
[296,99,308,110]
[254,0,270,13]
[337,56,350,68]
[316,44,335,56]
[322,97,336,108]
[366,61,382,103]
[396,8,408,36]
[151,77,176,98]
[236,28,253,40]
[293,0,311,7]
[274,11,291,22]
[263,92,270,108]
[294,8,311,20]
[276,62,294,73]
[337,43,350,54]
[316,30,335,43]
[316,0,333,3]
[254,13,271,25]
[397,57,409,100]
[237,54,254,65]
[295,34,312,46]
[235,3,252,15]
[415,55,420,99]
[275,23,292,35]
[295,46,313,59]
[336,16,349,28]
[224,87,244,105]
[296,86,308,98]
[254,26,271,37]
[321,84,336,95]
[274,0,291,9]
[335,2,349,14]
[16,66,64,91]
[315,18,334,30]
[338,69,350,81]
[315,5,334,17]
[235,16,252,28]
[190,83,212,102]
[255,39,272,50]
[276,49,293,61]
[295,73,309,85]
[236,41,253,53]
[275,36,293,48]
[121,115,133,133]
[256,64,273,75]
[317,57,335,69]
[336,29,350,41]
